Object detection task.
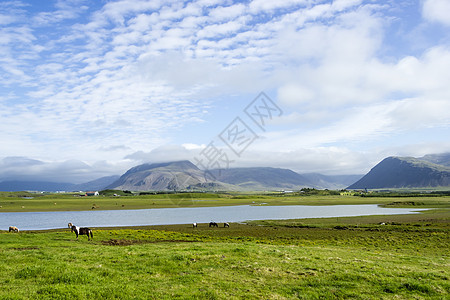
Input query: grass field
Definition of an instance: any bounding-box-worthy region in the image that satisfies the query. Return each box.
[1,191,449,212]
[1,207,449,299]
[1,192,449,299]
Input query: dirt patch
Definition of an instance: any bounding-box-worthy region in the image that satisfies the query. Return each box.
[102,239,141,246]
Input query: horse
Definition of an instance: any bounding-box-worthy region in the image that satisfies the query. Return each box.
[224,222,230,228]
[209,222,218,227]
[71,225,93,241]
[9,226,19,232]
[192,223,197,228]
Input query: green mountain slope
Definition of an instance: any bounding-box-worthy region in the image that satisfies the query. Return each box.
[420,153,450,167]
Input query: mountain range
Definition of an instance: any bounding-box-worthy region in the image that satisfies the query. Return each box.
[0,153,449,192]
[0,161,361,192]
[105,161,363,191]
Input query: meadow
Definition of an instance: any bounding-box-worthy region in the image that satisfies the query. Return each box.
[0,192,449,299]
[1,190,449,212]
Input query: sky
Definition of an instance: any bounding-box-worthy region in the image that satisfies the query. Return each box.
[0,0,449,183]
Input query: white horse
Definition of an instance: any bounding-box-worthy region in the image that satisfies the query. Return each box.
[193,223,197,228]
[71,225,93,241]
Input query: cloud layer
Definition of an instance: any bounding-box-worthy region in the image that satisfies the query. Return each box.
[0,0,449,181]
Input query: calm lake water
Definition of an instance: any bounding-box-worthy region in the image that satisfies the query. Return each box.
[0,205,427,231]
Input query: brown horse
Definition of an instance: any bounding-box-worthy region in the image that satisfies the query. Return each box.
[71,225,93,241]
[9,226,19,232]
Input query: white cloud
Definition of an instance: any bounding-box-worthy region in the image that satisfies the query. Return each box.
[124,145,199,163]
[0,0,449,180]
[196,18,246,39]
[0,157,125,183]
[422,0,450,26]
[98,0,165,25]
[0,14,16,25]
[208,3,246,21]
[33,0,87,25]
[249,0,307,14]
[277,84,316,106]
[332,0,363,12]
[389,97,450,129]
[119,144,371,175]
[236,147,371,175]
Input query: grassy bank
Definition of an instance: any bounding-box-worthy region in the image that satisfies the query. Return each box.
[1,191,449,212]
[1,210,449,299]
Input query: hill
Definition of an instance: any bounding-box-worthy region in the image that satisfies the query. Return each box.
[347,155,450,189]
[107,161,208,191]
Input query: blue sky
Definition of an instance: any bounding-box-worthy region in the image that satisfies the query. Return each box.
[0,0,449,183]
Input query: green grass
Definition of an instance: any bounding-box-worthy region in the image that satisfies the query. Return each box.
[1,191,449,212]
[1,209,449,299]
[1,192,449,298]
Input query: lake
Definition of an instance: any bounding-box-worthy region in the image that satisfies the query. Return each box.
[0,204,428,231]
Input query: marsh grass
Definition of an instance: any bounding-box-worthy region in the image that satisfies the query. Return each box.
[1,210,449,299]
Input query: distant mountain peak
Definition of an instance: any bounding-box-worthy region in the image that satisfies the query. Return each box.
[107,160,205,191]
[347,154,450,189]
[123,160,199,176]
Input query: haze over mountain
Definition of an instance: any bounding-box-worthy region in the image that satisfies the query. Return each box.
[2,153,449,192]
[106,160,362,191]
[0,181,75,193]
[0,160,360,192]
[347,153,450,189]
[72,176,121,192]
[209,167,312,191]
[0,176,120,192]
[300,174,364,190]
[420,153,450,167]
[107,161,208,191]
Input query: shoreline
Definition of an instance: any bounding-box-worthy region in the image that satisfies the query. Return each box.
[3,209,445,233]
[1,194,448,213]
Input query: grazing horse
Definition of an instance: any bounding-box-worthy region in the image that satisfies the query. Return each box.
[209,222,218,228]
[9,226,19,232]
[224,222,230,228]
[71,225,93,241]
[192,223,197,228]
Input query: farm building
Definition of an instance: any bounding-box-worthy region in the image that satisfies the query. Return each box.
[85,191,99,196]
